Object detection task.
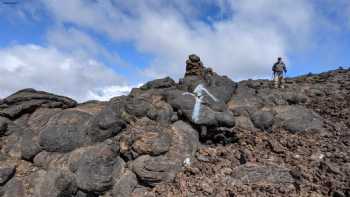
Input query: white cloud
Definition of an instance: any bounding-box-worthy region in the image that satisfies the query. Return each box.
[0,44,131,101]
[87,84,142,101]
[40,0,316,80]
[46,27,130,68]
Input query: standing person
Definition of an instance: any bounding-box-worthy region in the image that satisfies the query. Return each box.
[272,57,287,88]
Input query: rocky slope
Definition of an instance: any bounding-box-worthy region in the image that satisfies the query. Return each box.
[0,58,349,197]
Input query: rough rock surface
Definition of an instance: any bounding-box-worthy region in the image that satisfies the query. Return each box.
[73,142,121,192]
[34,169,77,197]
[0,89,76,119]
[0,163,15,185]
[38,110,92,152]
[140,77,176,90]
[0,64,349,196]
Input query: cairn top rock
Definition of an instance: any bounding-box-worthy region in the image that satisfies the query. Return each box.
[185,54,204,77]
[189,54,201,62]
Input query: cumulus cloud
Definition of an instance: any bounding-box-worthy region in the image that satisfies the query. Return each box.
[86,84,142,101]
[0,44,129,101]
[41,0,316,80]
[46,27,130,68]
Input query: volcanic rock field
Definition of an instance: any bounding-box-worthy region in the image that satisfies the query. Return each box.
[0,65,349,196]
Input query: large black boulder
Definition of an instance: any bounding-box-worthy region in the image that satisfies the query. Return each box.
[0,89,77,119]
[131,155,178,187]
[125,97,153,118]
[228,83,264,114]
[251,111,274,131]
[205,74,237,103]
[19,132,42,160]
[86,106,126,143]
[112,170,138,197]
[0,163,15,185]
[127,120,199,187]
[140,77,176,90]
[130,125,172,157]
[3,88,76,107]
[71,142,122,193]
[0,117,8,136]
[34,169,77,197]
[273,105,324,133]
[0,178,26,197]
[38,110,92,152]
[0,100,46,119]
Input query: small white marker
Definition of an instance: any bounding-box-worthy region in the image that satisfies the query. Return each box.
[184,158,191,166]
[294,154,301,159]
[319,154,324,160]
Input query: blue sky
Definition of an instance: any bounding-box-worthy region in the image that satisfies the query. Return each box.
[0,0,349,101]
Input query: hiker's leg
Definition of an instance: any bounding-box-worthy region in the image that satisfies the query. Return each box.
[274,75,279,88]
[280,76,285,89]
